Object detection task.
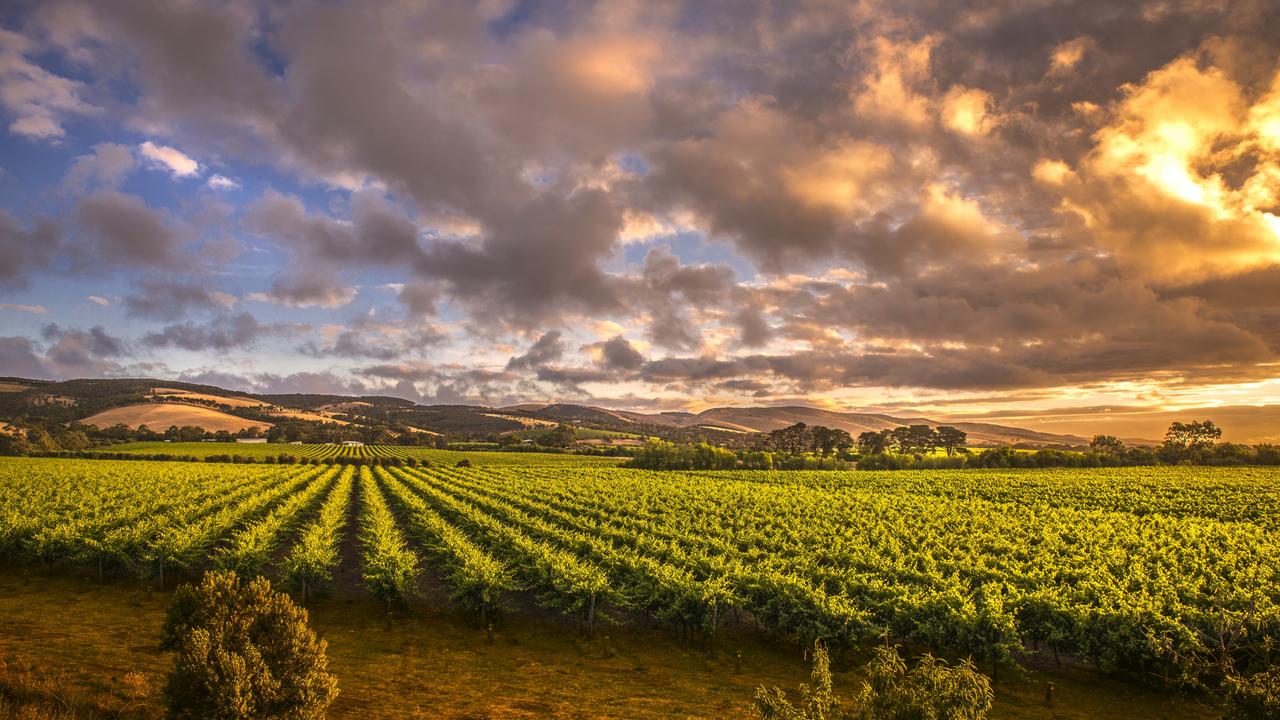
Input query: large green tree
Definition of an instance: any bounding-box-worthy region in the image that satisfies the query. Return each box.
[1164,420,1222,449]
[936,426,968,456]
[162,570,338,719]
[857,430,891,455]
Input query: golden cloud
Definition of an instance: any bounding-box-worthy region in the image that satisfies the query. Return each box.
[1040,54,1280,280]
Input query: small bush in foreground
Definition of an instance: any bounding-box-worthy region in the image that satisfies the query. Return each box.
[1223,668,1280,720]
[161,570,338,719]
[755,642,992,720]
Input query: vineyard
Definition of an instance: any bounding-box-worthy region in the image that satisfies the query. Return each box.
[2,457,1277,691]
[103,440,625,466]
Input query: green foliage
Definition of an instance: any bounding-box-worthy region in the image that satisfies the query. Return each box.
[356,468,418,609]
[282,467,355,600]
[754,643,992,720]
[380,469,515,624]
[161,570,338,719]
[1091,435,1126,455]
[5,457,1280,690]
[626,439,740,470]
[853,645,993,720]
[537,423,577,448]
[754,642,843,720]
[1222,669,1280,720]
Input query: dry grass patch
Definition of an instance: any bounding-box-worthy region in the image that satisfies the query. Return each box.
[80,403,273,433]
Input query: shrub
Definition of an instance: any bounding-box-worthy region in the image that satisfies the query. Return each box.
[1223,669,1280,720]
[754,642,992,720]
[161,570,338,719]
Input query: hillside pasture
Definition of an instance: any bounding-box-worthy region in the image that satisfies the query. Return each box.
[81,403,273,433]
[149,388,269,408]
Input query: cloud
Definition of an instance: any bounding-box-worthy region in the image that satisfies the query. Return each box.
[2,0,1280,408]
[86,295,110,306]
[0,337,51,379]
[593,335,646,371]
[0,211,61,291]
[207,174,239,190]
[299,316,445,360]
[142,312,291,352]
[123,278,235,321]
[506,331,564,370]
[0,303,48,314]
[12,324,131,378]
[0,28,97,139]
[74,191,188,269]
[138,140,200,177]
[63,143,135,192]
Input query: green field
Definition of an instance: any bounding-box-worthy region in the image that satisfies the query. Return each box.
[104,440,627,466]
[1,458,1275,717]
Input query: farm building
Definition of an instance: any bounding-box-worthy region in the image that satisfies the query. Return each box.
[341,440,365,447]
[236,437,268,444]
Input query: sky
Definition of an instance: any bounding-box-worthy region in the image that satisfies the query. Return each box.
[1,0,1279,439]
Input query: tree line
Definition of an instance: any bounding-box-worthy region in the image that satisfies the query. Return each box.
[858,420,1280,470]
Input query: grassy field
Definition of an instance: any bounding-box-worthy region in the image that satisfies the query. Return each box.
[0,567,1217,719]
[104,441,626,466]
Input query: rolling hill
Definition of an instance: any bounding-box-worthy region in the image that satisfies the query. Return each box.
[521,404,1091,447]
[80,403,274,433]
[0,376,1123,446]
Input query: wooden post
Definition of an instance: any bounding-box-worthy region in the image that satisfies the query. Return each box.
[1045,681,1055,706]
[487,623,495,645]
[587,592,597,636]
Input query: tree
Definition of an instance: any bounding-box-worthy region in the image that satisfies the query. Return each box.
[539,423,576,448]
[162,570,338,719]
[857,430,891,455]
[811,426,853,456]
[768,423,813,456]
[754,642,993,720]
[1165,420,1222,450]
[893,425,939,455]
[26,427,59,452]
[936,426,968,456]
[0,430,31,456]
[1089,435,1126,455]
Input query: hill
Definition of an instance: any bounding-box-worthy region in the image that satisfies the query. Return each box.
[497,403,1087,446]
[80,403,273,433]
[0,376,1133,446]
